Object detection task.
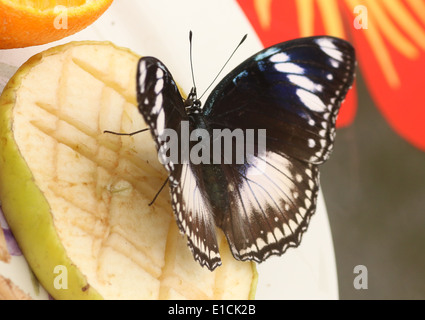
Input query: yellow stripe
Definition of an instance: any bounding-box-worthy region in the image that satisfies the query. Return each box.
[382,0,425,51]
[346,0,400,87]
[407,0,425,25]
[296,0,315,36]
[254,0,273,30]
[317,0,346,37]
[365,0,418,59]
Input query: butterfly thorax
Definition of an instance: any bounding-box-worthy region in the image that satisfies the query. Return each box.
[184,87,202,114]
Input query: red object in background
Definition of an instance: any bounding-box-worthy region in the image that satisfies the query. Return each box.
[237,0,425,150]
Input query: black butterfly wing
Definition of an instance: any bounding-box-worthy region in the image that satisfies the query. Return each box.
[202,36,356,262]
[167,159,222,270]
[203,36,356,164]
[137,57,222,270]
[137,57,185,147]
[214,151,320,263]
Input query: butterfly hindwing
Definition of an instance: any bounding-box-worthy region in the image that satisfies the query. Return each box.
[169,163,222,270]
[216,152,320,262]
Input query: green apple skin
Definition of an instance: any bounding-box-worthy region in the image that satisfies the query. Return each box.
[0,50,102,300]
[249,263,258,300]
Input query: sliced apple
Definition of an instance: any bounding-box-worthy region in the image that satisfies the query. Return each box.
[0,227,10,263]
[0,41,257,300]
[0,275,32,300]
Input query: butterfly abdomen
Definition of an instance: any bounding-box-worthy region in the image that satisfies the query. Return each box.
[187,113,235,224]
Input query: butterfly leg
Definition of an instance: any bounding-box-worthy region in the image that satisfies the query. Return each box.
[103,127,167,205]
[149,177,169,206]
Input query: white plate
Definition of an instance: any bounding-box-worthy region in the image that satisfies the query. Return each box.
[0,0,338,300]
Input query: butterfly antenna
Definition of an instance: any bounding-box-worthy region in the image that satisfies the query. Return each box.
[189,31,197,91]
[103,128,149,136]
[199,34,248,100]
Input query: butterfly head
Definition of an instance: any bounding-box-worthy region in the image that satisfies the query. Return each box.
[184,87,202,114]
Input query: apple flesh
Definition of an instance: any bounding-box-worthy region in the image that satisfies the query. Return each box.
[0,41,257,299]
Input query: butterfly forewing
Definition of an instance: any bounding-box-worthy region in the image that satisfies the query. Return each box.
[203,36,356,164]
[137,57,222,270]
[137,57,186,149]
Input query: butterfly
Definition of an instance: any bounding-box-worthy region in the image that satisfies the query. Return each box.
[136,35,356,271]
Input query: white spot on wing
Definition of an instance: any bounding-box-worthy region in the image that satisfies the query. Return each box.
[243,152,296,205]
[255,46,281,61]
[156,67,164,78]
[152,93,163,114]
[315,38,344,62]
[138,60,147,93]
[269,52,290,63]
[273,227,284,241]
[256,238,267,250]
[283,223,291,236]
[266,232,275,244]
[289,219,298,231]
[155,78,164,94]
[274,63,305,74]
[296,88,327,112]
[288,75,323,92]
[330,59,340,68]
[156,108,165,135]
[296,213,303,224]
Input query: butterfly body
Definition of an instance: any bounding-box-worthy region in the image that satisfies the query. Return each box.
[136,36,356,270]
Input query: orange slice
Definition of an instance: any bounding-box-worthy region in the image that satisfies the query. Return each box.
[0,0,113,49]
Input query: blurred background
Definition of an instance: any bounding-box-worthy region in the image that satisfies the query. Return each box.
[322,72,425,299]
